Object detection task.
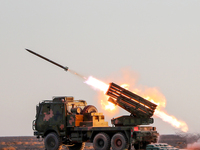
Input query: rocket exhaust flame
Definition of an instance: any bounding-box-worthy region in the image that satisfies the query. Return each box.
[84,76,115,111]
[155,110,188,132]
[101,97,116,111]
[85,76,109,93]
[84,76,188,132]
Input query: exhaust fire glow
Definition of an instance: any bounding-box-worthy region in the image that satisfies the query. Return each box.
[84,76,188,132]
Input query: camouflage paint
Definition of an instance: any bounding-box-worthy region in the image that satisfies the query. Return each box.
[69,116,75,125]
[60,124,64,130]
[34,95,159,149]
[114,119,119,125]
[87,127,92,130]
[43,109,54,121]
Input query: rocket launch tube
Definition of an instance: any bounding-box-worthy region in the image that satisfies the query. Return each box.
[106,82,157,118]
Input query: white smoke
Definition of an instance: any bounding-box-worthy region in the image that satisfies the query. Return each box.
[187,140,200,150]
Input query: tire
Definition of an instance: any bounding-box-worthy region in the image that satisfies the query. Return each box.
[134,143,140,150]
[93,132,111,150]
[141,141,151,149]
[44,132,62,150]
[134,141,150,150]
[111,132,129,150]
[82,105,98,114]
[68,142,85,150]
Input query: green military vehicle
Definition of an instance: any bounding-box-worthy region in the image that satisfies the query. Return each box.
[33,82,159,150]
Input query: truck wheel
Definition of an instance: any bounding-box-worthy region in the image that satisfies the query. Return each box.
[134,141,150,150]
[134,143,140,150]
[44,132,62,150]
[141,141,151,149]
[111,132,129,150]
[93,132,110,150]
[68,142,85,150]
[82,105,98,114]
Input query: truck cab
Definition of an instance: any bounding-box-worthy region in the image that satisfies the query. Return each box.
[34,96,88,138]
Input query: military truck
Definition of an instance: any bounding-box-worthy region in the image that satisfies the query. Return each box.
[33,82,159,150]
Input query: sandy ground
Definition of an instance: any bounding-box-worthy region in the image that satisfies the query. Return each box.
[0,136,93,150]
[0,135,199,150]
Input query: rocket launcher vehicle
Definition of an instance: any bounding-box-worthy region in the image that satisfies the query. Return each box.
[26,49,158,126]
[106,82,158,126]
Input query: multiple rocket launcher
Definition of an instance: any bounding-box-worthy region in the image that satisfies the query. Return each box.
[106,82,157,126]
[107,82,157,118]
[26,49,157,125]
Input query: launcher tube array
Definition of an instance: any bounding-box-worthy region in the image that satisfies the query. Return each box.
[106,82,157,118]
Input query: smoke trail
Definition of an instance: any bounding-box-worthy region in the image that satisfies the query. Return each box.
[68,69,87,80]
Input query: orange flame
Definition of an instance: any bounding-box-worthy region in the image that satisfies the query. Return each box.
[155,110,188,132]
[85,75,188,132]
[128,85,188,132]
[101,96,116,111]
[85,76,117,112]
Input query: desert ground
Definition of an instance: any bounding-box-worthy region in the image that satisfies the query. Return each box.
[0,135,199,150]
[0,136,92,150]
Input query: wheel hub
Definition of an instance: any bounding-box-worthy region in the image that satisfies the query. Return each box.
[116,139,122,147]
[98,139,104,147]
[48,137,55,147]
